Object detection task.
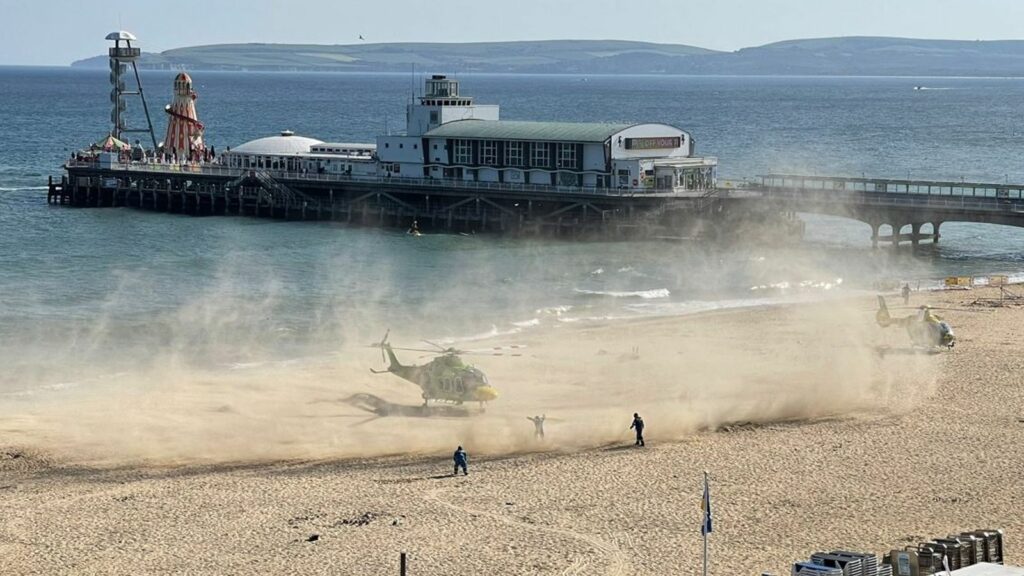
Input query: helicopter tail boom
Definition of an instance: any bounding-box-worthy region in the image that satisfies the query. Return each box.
[876,295,894,327]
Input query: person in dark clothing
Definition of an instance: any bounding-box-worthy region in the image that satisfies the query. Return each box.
[902,283,911,305]
[630,413,645,446]
[453,446,468,475]
[527,415,546,439]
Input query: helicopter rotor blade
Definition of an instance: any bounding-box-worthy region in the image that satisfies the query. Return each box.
[463,345,527,353]
[390,346,452,354]
[421,339,447,352]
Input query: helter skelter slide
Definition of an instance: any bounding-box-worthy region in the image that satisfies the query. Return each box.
[163,72,205,158]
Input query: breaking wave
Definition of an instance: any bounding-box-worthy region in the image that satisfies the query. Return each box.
[574,288,671,299]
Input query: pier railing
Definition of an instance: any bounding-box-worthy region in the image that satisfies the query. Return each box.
[757,174,1024,200]
[64,159,713,199]
[715,174,1024,217]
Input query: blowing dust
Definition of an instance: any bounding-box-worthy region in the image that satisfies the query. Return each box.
[0,279,938,466]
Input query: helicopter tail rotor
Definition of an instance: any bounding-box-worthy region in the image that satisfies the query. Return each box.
[368,329,391,364]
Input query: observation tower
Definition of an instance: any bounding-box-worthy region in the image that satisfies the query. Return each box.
[106,31,157,149]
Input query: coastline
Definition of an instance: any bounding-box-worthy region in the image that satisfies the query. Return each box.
[4,285,1022,574]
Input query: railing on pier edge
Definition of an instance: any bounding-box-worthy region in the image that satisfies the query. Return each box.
[723,174,1024,200]
[62,159,717,201]
[718,174,1024,215]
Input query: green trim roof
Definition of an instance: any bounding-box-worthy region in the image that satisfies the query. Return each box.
[424,120,634,143]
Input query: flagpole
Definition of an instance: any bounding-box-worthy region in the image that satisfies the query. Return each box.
[703,470,709,576]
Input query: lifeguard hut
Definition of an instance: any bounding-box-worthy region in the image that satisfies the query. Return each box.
[106,31,157,149]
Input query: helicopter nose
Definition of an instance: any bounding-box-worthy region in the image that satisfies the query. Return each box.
[474,386,499,402]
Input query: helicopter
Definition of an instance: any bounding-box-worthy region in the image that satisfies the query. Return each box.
[875,296,955,349]
[370,331,521,409]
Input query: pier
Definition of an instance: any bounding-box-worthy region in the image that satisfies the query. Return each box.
[47,161,719,239]
[716,174,1024,247]
[48,165,1024,243]
[44,32,1024,245]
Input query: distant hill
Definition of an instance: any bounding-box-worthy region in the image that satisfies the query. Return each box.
[70,37,1024,76]
[71,40,718,73]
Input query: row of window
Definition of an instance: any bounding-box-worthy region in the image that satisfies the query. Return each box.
[450,140,579,168]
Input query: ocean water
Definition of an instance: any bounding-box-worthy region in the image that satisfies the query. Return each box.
[2,67,1024,392]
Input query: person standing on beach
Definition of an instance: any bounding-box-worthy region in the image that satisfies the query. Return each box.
[453,446,468,476]
[527,415,546,439]
[902,283,911,305]
[630,413,645,447]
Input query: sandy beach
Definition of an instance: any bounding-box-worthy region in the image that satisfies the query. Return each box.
[2,285,1023,575]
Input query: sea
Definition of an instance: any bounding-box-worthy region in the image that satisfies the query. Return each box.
[2,67,1023,392]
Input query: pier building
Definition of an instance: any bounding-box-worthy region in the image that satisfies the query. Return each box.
[376,75,717,192]
[221,132,377,176]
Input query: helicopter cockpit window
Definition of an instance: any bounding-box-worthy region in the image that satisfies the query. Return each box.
[468,368,488,385]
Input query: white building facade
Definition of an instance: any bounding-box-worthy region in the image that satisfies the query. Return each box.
[377,75,717,192]
[221,76,716,193]
[222,131,377,176]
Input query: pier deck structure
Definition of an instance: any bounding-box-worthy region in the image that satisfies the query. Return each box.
[719,174,1024,247]
[47,164,1024,244]
[48,160,718,238]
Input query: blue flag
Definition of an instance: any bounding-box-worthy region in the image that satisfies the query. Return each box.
[701,473,713,535]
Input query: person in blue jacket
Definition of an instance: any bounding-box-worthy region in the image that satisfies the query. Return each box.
[630,413,645,446]
[453,446,468,475]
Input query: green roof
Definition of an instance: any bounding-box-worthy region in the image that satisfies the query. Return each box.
[424,120,634,143]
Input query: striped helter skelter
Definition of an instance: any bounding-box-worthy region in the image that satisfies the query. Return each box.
[163,72,205,158]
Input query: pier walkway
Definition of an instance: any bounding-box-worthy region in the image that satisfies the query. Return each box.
[47,162,1024,244]
[48,160,718,238]
[718,174,1024,247]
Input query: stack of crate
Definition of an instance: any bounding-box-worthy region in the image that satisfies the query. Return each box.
[968,530,1005,564]
[793,561,845,576]
[810,552,865,576]
[920,539,963,571]
[884,547,943,576]
[830,551,879,576]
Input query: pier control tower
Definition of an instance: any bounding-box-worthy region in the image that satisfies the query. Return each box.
[405,75,499,136]
[106,31,157,149]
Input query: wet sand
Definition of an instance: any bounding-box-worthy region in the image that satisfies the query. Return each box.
[2,286,1023,575]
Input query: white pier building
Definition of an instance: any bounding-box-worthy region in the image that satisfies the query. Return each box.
[221,75,716,193]
[376,75,716,192]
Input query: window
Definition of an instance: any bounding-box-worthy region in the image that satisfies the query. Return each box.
[399,143,404,149]
[454,139,472,165]
[505,141,523,166]
[531,143,549,167]
[430,111,439,123]
[559,172,579,187]
[557,143,576,169]
[481,140,497,165]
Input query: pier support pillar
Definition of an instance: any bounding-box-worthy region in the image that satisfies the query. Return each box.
[892,223,904,249]
[911,222,922,247]
[870,222,880,249]
[933,221,942,244]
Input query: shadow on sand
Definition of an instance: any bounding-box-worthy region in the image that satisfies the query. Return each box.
[342,393,473,418]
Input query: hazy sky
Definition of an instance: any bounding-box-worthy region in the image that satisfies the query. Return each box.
[4,0,1024,66]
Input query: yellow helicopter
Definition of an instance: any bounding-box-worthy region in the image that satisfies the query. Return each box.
[876,296,955,349]
[370,331,521,409]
